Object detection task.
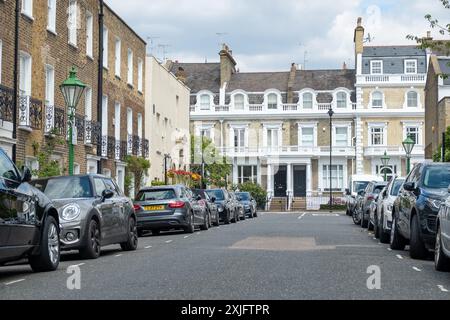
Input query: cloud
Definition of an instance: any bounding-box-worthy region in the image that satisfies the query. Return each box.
[106,0,449,72]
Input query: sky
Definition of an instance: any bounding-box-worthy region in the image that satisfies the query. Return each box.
[107,0,448,72]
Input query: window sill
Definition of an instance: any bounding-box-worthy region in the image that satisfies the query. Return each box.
[103,66,109,71]
[127,83,134,89]
[68,42,78,50]
[115,74,121,80]
[21,12,34,22]
[47,28,57,36]
[86,54,94,61]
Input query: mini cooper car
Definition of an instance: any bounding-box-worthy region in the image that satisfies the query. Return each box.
[0,148,61,272]
[31,174,138,259]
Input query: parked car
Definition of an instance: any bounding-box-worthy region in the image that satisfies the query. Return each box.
[356,181,388,228]
[205,189,237,224]
[31,174,138,259]
[435,189,450,271]
[236,192,257,218]
[191,189,220,227]
[373,176,405,243]
[0,148,60,272]
[230,192,245,221]
[391,162,450,259]
[134,185,209,235]
[346,175,383,216]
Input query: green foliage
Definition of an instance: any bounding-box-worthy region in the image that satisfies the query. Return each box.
[32,136,65,178]
[433,126,450,162]
[151,180,167,186]
[235,182,267,210]
[125,156,150,197]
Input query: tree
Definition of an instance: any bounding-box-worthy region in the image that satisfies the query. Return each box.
[124,156,150,197]
[433,126,450,162]
[407,0,449,77]
[190,135,231,188]
[32,134,65,178]
[234,182,267,210]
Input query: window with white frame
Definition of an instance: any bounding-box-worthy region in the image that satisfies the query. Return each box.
[127,108,132,136]
[371,91,383,108]
[335,127,348,147]
[114,102,121,141]
[300,127,314,147]
[138,58,143,92]
[47,0,56,33]
[22,0,33,18]
[84,87,92,121]
[19,52,32,96]
[233,128,245,152]
[407,91,418,108]
[370,60,383,74]
[322,165,344,191]
[101,95,108,136]
[68,1,77,46]
[86,12,93,57]
[103,26,108,68]
[114,38,121,77]
[199,94,211,110]
[406,126,420,145]
[267,128,280,150]
[45,65,54,106]
[336,92,347,108]
[302,92,313,109]
[405,59,417,74]
[234,94,245,110]
[237,166,258,184]
[127,49,133,85]
[267,93,278,109]
[137,113,143,140]
[370,127,385,146]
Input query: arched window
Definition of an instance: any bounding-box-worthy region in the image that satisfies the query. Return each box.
[267,93,278,109]
[407,91,418,108]
[336,92,347,108]
[303,92,313,109]
[234,94,245,110]
[199,94,211,110]
[372,91,383,108]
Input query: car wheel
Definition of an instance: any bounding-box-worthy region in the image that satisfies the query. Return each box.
[435,224,450,272]
[200,211,209,231]
[410,214,428,260]
[79,219,101,259]
[390,214,406,250]
[184,213,195,233]
[152,229,161,236]
[379,213,390,244]
[373,213,380,239]
[120,217,139,251]
[231,210,237,223]
[361,211,369,228]
[224,210,231,224]
[213,212,220,226]
[254,210,258,218]
[137,229,145,237]
[241,211,246,220]
[29,216,60,272]
[352,208,361,225]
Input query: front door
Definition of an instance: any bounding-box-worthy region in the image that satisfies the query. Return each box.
[293,166,307,197]
[274,166,287,197]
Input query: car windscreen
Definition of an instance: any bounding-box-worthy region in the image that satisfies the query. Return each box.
[192,189,207,199]
[423,167,450,189]
[373,185,385,194]
[32,176,93,200]
[136,189,177,201]
[236,193,250,201]
[353,181,369,193]
[390,179,405,196]
[205,190,225,201]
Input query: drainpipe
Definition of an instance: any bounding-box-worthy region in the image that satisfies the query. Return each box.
[12,0,20,163]
[97,0,104,173]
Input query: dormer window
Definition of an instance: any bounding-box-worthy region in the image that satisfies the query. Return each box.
[336,92,347,109]
[371,91,383,108]
[200,94,211,110]
[405,59,417,74]
[370,60,383,75]
[302,92,313,109]
[234,94,245,110]
[267,93,278,110]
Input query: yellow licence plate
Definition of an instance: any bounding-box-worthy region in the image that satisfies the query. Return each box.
[144,205,165,211]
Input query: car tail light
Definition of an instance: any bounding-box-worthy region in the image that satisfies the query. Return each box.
[168,201,185,209]
[133,204,142,212]
[367,195,375,201]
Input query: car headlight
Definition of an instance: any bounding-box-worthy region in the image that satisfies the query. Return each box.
[426,199,442,210]
[217,205,224,212]
[61,204,81,221]
[387,204,393,212]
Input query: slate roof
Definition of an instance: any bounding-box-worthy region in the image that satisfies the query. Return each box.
[227,72,290,92]
[438,58,450,85]
[363,45,426,57]
[294,69,355,91]
[170,63,221,92]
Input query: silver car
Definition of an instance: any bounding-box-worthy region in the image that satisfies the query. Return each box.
[31,174,138,259]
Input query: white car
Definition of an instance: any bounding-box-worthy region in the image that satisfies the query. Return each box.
[345,175,383,216]
[375,176,405,243]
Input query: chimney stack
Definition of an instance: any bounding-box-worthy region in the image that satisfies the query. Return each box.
[175,67,187,83]
[342,62,347,70]
[287,63,297,104]
[219,44,237,87]
[354,17,365,55]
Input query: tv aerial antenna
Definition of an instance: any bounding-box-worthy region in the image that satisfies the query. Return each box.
[364,33,375,43]
[147,36,160,55]
[216,32,228,47]
[158,44,171,62]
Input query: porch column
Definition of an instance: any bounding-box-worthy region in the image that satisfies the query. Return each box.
[257,158,262,185]
[232,158,238,185]
[267,163,273,197]
[286,163,292,195]
[306,163,312,196]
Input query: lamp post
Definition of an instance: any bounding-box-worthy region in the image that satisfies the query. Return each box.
[380,151,390,182]
[328,107,334,213]
[60,66,86,176]
[402,135,416,175]
[163,153,171,185]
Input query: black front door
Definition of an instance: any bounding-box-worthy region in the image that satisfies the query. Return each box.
[274,166,287,197]
[293,166,307,197]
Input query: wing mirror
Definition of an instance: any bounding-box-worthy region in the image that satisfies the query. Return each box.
[196,195,202,201]
[403,182,416,192]
[345,188,351,196]
[447,184,450,194]
[211,196,216,203]
[357,190,365,197]
[101,189,114,202]
[21,166,32,183]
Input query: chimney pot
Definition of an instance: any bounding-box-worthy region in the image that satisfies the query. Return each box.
[357,17,362,27]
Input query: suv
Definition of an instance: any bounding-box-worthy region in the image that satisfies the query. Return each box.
[355,181,388,228]
[346,175,383,216]
[0,148,60,272]
[205,189,237,224]
[391,162,450,259]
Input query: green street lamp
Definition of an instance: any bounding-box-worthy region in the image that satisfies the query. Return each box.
[380,151,390,181]
[60,66,86,176]
[402,135,416,175]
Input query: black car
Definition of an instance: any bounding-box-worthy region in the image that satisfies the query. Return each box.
[205,189,238,224]
[230,192,245,220]
[235,192,257,218]
[435,188,450,271]
[391,162,450,259]
[0,148,60,272]
[192,189,220,227]
[134,185,209,235]
[31,175,138,259]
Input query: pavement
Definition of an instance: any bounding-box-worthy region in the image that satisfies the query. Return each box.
[1,211,449,300]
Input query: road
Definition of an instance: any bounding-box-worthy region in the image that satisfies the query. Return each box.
[1,212,450,300]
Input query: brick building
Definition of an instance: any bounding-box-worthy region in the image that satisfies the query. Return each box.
[0,0,148,192]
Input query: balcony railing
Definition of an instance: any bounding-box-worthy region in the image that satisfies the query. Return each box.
[357,73,426,84]
[19,93,43,130]
[217,145,355,156]
[44,105,66,136]
[0,85,14,122]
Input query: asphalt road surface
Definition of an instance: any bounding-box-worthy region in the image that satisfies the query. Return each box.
[1,212,450,300]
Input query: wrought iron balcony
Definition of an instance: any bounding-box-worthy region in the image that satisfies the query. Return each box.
[0,85,14,122]
[44,105,66,136]
[19,92,43,130]
[85,120,101,145]
[143,139,149,158]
